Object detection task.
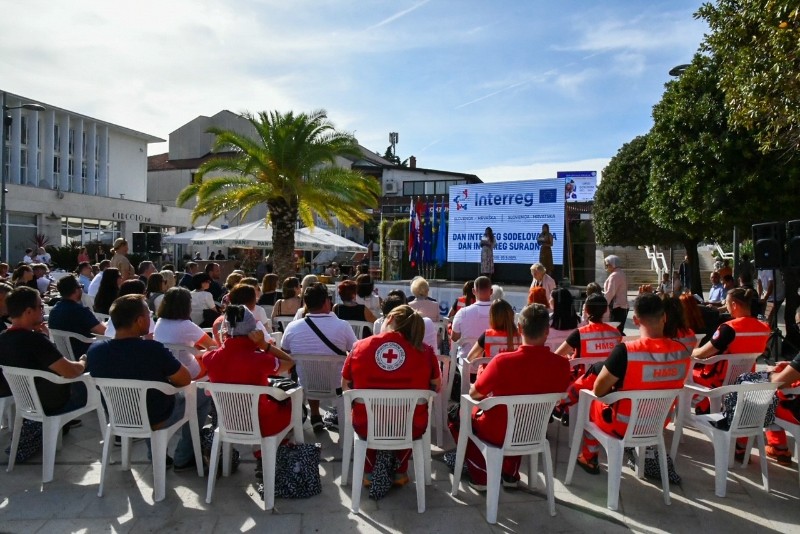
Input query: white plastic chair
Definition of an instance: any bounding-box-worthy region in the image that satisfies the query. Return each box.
[565,388,682,511]
[671,353,760,460]
[432,354,454,448]
[270,331,282,347]
[259,304,274,319]
[460,357,492,396]
[688,382,778,497]
[292,354,345,432]
[565,357,607,448]
[0,395,14,432]
[451,393,564,523]
[273,316,295,332]
[93,311,110,322]
[340,389,435,514]
[347,320,373,339]
[93,378,203,502]
[1,366,105,483]
[197,382,304,510]
[772,385,800,488]
[81,292,95,309]
[49,329,99,361]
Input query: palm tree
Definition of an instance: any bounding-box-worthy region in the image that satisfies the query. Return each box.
[177,110,381,281]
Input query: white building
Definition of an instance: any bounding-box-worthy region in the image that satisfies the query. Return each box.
[1,90,199,265]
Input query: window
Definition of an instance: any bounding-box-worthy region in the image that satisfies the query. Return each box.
[95,134,100,160]
[19,149,27,184]
[20,116,28,146]
[82,131,87,159]
[68,159,74,191]
[54,124,60,152]
[68,129,75,155]
[62,217,121,247]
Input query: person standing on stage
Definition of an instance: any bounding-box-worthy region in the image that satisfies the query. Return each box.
[480,227,496,279]
[537,223,554,276]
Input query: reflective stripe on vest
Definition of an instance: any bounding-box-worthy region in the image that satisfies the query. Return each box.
[724,317,770,354]
[608,338,690,421]
[578,323,621,358]
[675,328,697,353]
[482,328,520,358]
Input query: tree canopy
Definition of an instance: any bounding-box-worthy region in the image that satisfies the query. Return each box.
[698,0,800,152]
[177,109,381,280]
[593,135,680,247]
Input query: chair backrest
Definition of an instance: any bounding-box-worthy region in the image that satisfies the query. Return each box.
[0,366,49,420]
[292,354,345,400]
[94,311,110,322]
[273,316,295,332]
[347,320,373,339]
[270,332,283,347]
[49,329,96,361]
[724,382,780,434]
[721,353,761,386]
[198,382,289,442]
[475,393,564,452]
[92,378,179,435]
[81,293,95,308]
[600,388,682,446]
[436,354,454,402]
[344,389,434,447]
[568,357,606,372]
[461,357,492,395]
[259,304,274,319]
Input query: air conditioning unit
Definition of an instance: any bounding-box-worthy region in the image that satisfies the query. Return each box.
[384,180,398,195]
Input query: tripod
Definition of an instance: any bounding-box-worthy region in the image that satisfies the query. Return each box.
[764,267,786,364]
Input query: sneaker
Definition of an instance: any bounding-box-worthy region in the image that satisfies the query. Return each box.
[561,411,570,427]
[576,453,600,475]
[393,472,410,487]
[766,445,792,466]
[362,473,373,487]
[255,463,263,481]
[310,415,324,432]
[501,474,519,488]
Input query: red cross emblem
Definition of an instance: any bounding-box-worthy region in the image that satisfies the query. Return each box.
[375,342,405,371]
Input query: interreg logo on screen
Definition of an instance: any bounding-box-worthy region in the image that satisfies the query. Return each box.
[447,179,565,265]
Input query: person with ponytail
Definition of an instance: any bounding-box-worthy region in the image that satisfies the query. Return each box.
[466,299,520,362]
[341,304,441,488]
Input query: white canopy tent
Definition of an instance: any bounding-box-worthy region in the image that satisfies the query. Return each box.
[162,226,221,245]
[190,220,366,252]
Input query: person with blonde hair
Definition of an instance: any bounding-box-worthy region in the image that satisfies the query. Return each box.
[258,273,281,306]
[408,276,440,321]
[342,304,441,487]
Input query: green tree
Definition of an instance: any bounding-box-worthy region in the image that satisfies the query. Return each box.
[647,53,798,295]
[593,135,680,247]
[697,1,800,152]
[177,110,381,281]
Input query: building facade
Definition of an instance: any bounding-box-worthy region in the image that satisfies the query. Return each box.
[1,90,200,265]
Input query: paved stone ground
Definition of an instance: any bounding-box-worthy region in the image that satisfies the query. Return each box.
[0,400,798,534]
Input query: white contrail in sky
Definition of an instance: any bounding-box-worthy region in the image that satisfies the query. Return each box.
[366,0,432,31]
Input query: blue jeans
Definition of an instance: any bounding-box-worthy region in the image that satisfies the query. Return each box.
[146,392,212,465]
[47,382,88,416]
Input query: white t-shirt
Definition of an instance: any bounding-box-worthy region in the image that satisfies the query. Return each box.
[374,316,438,353]
[758,269,785,302]
[281,312,357,356]
[452,301,492,358]
[251,305,272,333]
[190,290,216,324]
[87,271,104,297]
[356,294,382,319]
[153,318,207,378]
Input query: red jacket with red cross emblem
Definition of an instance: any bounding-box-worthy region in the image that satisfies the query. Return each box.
[342,330,441,432]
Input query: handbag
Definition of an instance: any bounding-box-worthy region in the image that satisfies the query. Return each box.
[262,442,322,499]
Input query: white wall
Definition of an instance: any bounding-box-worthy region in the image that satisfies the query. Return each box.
[107,131,149,201]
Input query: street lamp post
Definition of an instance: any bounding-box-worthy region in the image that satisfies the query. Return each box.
[0,91,46,262]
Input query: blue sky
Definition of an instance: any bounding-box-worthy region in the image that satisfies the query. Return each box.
[1,0,707,182]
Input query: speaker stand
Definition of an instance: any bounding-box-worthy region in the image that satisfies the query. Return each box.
[764,267,788,364]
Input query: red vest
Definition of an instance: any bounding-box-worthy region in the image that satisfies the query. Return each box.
[577,322,621,359]
[674,328,697,354]
[612,338,690,421]
[482,328,521,358]
[723,316,770,354]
